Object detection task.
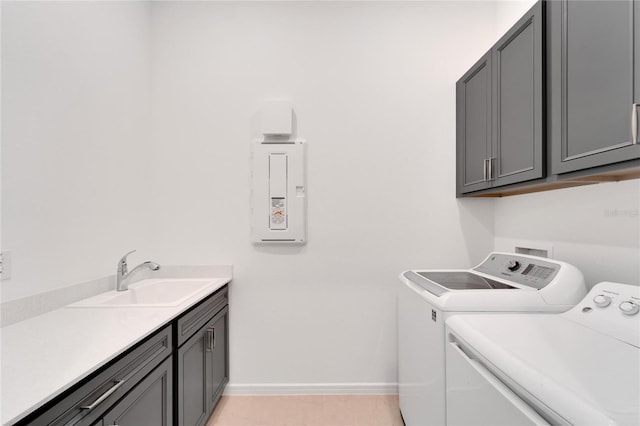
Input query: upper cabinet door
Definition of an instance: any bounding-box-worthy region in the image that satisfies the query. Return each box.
[549,0,640,174]
[457,52,492,195]
[491,1,544,186]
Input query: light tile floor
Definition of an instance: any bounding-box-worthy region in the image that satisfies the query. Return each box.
[206,395,405,426]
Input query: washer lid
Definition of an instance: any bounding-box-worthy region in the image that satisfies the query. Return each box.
[403,271,517,297]
[446,314,640,426]
[416,271,516,290]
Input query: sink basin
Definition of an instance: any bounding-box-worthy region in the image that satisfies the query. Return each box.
[69,279,222,308]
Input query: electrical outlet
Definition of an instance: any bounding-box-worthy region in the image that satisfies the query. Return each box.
[1,251,12,280]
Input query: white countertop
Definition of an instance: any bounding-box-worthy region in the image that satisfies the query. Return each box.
[1,274,231,425]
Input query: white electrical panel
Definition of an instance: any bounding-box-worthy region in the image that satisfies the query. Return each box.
[251,140,306,244]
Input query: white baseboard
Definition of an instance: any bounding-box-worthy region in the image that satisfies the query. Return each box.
[223,382,398,396]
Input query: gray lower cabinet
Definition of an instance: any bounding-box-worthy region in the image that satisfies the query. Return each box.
[16,284,230,426]
[206,310,228,411]
[20,326,173,426]
[177,305,229,426]
[457,1,543,195]
[548,0,640,175]
[99,357,173,426]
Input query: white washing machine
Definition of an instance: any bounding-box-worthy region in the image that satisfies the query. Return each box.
[445,281,640,426]
[397,252,586,426]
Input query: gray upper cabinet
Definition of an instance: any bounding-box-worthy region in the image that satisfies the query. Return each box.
[457,52,493,194]
[457,1,544,195]
[548,0,640,174]
[492,1,544,187]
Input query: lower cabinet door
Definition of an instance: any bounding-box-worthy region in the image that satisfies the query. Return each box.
[207,306,229,409]
[101,356,173,426]
[178,306,230,426]
[178,321,209,426]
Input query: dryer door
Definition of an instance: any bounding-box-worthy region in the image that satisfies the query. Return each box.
[445,339,550,426]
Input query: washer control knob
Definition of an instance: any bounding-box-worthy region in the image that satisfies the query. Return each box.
[593,294,612,308]
[507,260,521,272]
[619,301,640,316]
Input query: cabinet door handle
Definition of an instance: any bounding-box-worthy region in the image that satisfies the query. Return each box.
[80,380,125,411]
[206,327,215,352]
[490,157,495,180]
[632,103,639,144]
[483,159,488,181]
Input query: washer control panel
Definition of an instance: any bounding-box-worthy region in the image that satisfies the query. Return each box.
[474,253,560,289]
[567,282,640,348]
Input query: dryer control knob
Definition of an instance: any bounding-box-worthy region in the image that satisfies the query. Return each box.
[593,294,612,308]
[507,260,521,272]
[619,301,640,316]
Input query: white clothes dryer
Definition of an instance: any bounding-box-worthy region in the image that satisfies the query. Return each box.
[445,281,640,426]
[397,252,586,426]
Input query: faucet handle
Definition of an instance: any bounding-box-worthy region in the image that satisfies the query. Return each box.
[118,249,137,273]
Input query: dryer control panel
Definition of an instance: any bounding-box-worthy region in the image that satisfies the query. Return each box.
[564,282,640,348]
[474,253,560,290]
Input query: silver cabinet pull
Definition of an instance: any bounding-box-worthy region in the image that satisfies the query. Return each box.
[80,380,125,411]
[488,157,494,180]
[483,159,488,181]
[632,103,639,144]
[206,327,215,352]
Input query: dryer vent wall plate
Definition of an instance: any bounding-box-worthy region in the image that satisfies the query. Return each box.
[251,139,307,244]
[496,238,554,259]
[515,247,549,258]
[514,241,554,259]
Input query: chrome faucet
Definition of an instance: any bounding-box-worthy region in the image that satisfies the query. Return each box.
[116,250,160,291]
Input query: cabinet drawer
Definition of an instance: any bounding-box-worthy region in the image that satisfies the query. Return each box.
[100,356,173,426]
[21,326,172,426]
[176,286,228,347]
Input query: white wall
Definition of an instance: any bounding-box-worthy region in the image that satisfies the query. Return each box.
[494,181,640,288]
[495,0,536,36]
[149,1,496,389]
[1,1,153,302]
